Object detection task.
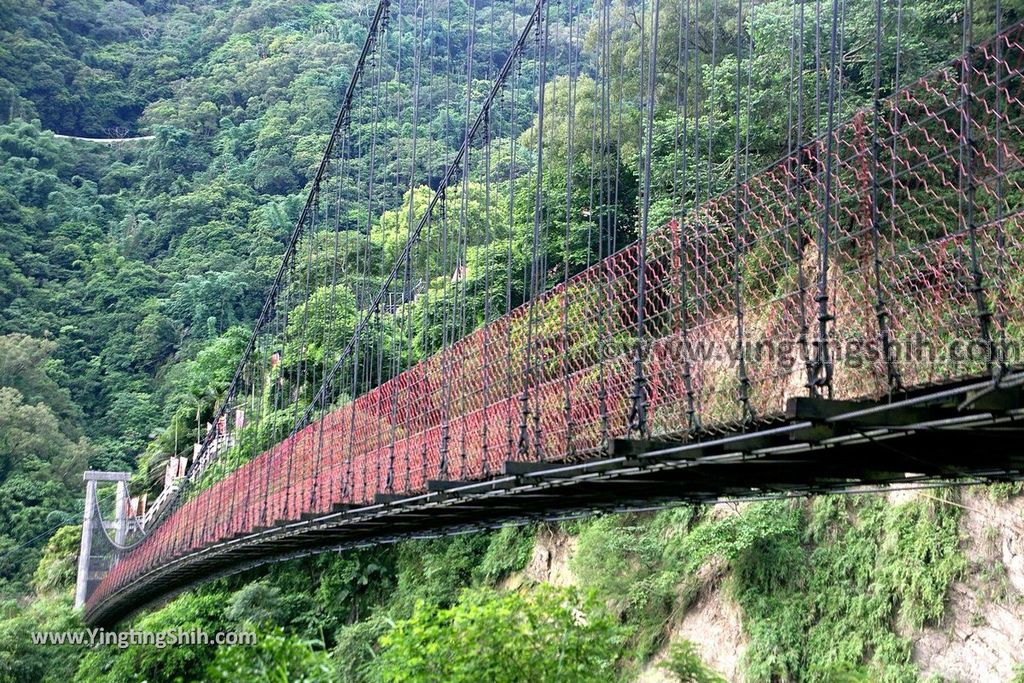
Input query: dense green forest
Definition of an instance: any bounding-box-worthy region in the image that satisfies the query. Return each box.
[2,0,1024,680]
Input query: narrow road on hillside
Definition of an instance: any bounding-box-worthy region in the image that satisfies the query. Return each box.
[52,133,155,143]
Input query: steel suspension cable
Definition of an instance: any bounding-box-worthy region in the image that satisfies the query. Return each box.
[993,0,1008,379]
[678,0,699,433]
[519,0,551,458]
[732,0,754,424]
[479,0,497,477]
[812,0,842,398]
[560,0,578,457]
[958,0,996,376]
[596,0,611,445]
[503,1,519,461]
[300,0,548,453]
[870,0,904,394]
[629,0,661,437]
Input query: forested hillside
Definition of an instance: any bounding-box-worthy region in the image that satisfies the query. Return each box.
[0,0,378,592]
[2,0,1024,681]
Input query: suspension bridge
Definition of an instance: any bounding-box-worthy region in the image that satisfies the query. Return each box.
[80,0,1024,625]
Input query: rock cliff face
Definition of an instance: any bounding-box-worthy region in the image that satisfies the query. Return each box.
[635,559,748,683]
[911,490,1024,682]
[512,491,1024,682]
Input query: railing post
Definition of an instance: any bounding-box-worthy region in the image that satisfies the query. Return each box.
[113,480,127,562]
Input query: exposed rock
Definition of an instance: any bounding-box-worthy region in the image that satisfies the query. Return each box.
[886,484,922,506]
[635,559,746,683]
[501,525,578,590]
[911,490,1024,682]
[509,492,1024,682]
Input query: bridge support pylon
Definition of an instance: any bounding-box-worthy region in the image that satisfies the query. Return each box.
[75,470,131,610]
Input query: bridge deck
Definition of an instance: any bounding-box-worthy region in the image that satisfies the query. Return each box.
[85,377,1024,625]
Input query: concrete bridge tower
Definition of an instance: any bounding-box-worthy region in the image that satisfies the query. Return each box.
[75,470,131,610]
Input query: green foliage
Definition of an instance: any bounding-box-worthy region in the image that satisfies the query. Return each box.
[570,496,964,683]
[0,334,87,594]
[0,595,85,683]
[679,501,800,569]
[725,496,962,683]
[472,524,537,585]
[659,640,725,683]
[573,508,698,663]
[389,534,491,615]
[225,581,289,628]
[371,586,622,683]
[876,491,965,631]
[312,551,394,631]
[332,613,392,683]
[0,0,164,136]
[31,525,80,596]
[983,481,1024,502]
[74,591,227,683]
[0,334,78,421]
[206,627,333,683]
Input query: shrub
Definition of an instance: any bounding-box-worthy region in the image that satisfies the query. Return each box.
[659,639,725,683]
[206,627,333,683]
[371,586,622,683]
